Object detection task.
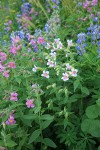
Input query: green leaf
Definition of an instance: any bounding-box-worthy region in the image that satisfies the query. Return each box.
[43,138,57,148]
[28,129,41,144]
[73,79,80,91]
[64,118,68,129]
[81,119,100,137]
[6,140,17,147]
[86,105,99,119]
[22,114,37,120]
[41,120,53,130]
[81,87,89,95]
[98,146,100,150]
[69,94,81,103]
[41,114,54,121]
[0,140,4,146]
[81,119,92,133]
[17,137,26,150]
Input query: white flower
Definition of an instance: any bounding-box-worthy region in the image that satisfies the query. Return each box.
[61,72,69,81]
[41,71,49,78]
[57,41,63,49]
[47,59,55,67]
[67,40,73,47]
[45,43,51,49]
[51,49,55,53]
[54,38,60,43]
[66,63,72,70]
[50,52,56,60]
[70,68,78,77]
[66,54,69,57]
[32,65,38,72]
[52,45,57,51]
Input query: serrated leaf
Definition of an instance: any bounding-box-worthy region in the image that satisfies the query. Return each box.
[28,129,41,144]
[43,138,57,148]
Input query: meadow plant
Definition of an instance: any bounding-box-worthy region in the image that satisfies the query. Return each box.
[0,0,100,150]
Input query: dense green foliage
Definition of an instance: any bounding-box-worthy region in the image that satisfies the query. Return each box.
[0,0,100,150]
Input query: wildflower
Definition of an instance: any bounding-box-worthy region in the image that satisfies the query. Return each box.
[12,36,21,44]
[8,62,16,68]
[65,54,69,57]
[10,92,18,101]
[29,39,36,45]
[57,41,63,49]
[76,33,86,55]
[1,147,6,150]
[0,62,5,72]
[47,59,55,67]
[70,68,78,77]
[91,0,98,6]
[8,20,12,24]
[45,43,51,49]
[9,46,17,55]
[50,51,56,60]
[67,40,73,47]
[37,37,45,44]
[6,114,16,125]
[41,71,49,78]
[61,72,69,81]
[3,70,9,78]
[32,65,38,72]
[26,99,35,108]
[0,52,7,61]
[66,63,72,70]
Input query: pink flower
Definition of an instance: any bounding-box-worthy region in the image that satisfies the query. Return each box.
[16,44,22,51]
[12,36,21,44]
[7,26,11,31]
[29,39,36,45]
[91,0,98,6]
[47,59,55,67]
[6,113,16,125]
[9,46,17,55]
[66,63,72,70]
[10,92,18,101]
[8,20,12,24]
[8,62,16,68]
[87,7,92,12]
[70,68,78,77]
[0,52,7,61]
[26,99,35,108]
[83,1,90,8]
[90,13,95,18]
[3,70,9,78]
[0,61,5,72]
[1,147,6,150]
[35,11,39,16]
[61,72,69,81]
[41,71,49,78]
[37,37,45,44]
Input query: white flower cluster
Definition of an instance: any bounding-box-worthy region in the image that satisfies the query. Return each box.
[32,38,78,81]
[61,63,78,81]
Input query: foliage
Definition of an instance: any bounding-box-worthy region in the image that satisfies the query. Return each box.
[0,0,100,150]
